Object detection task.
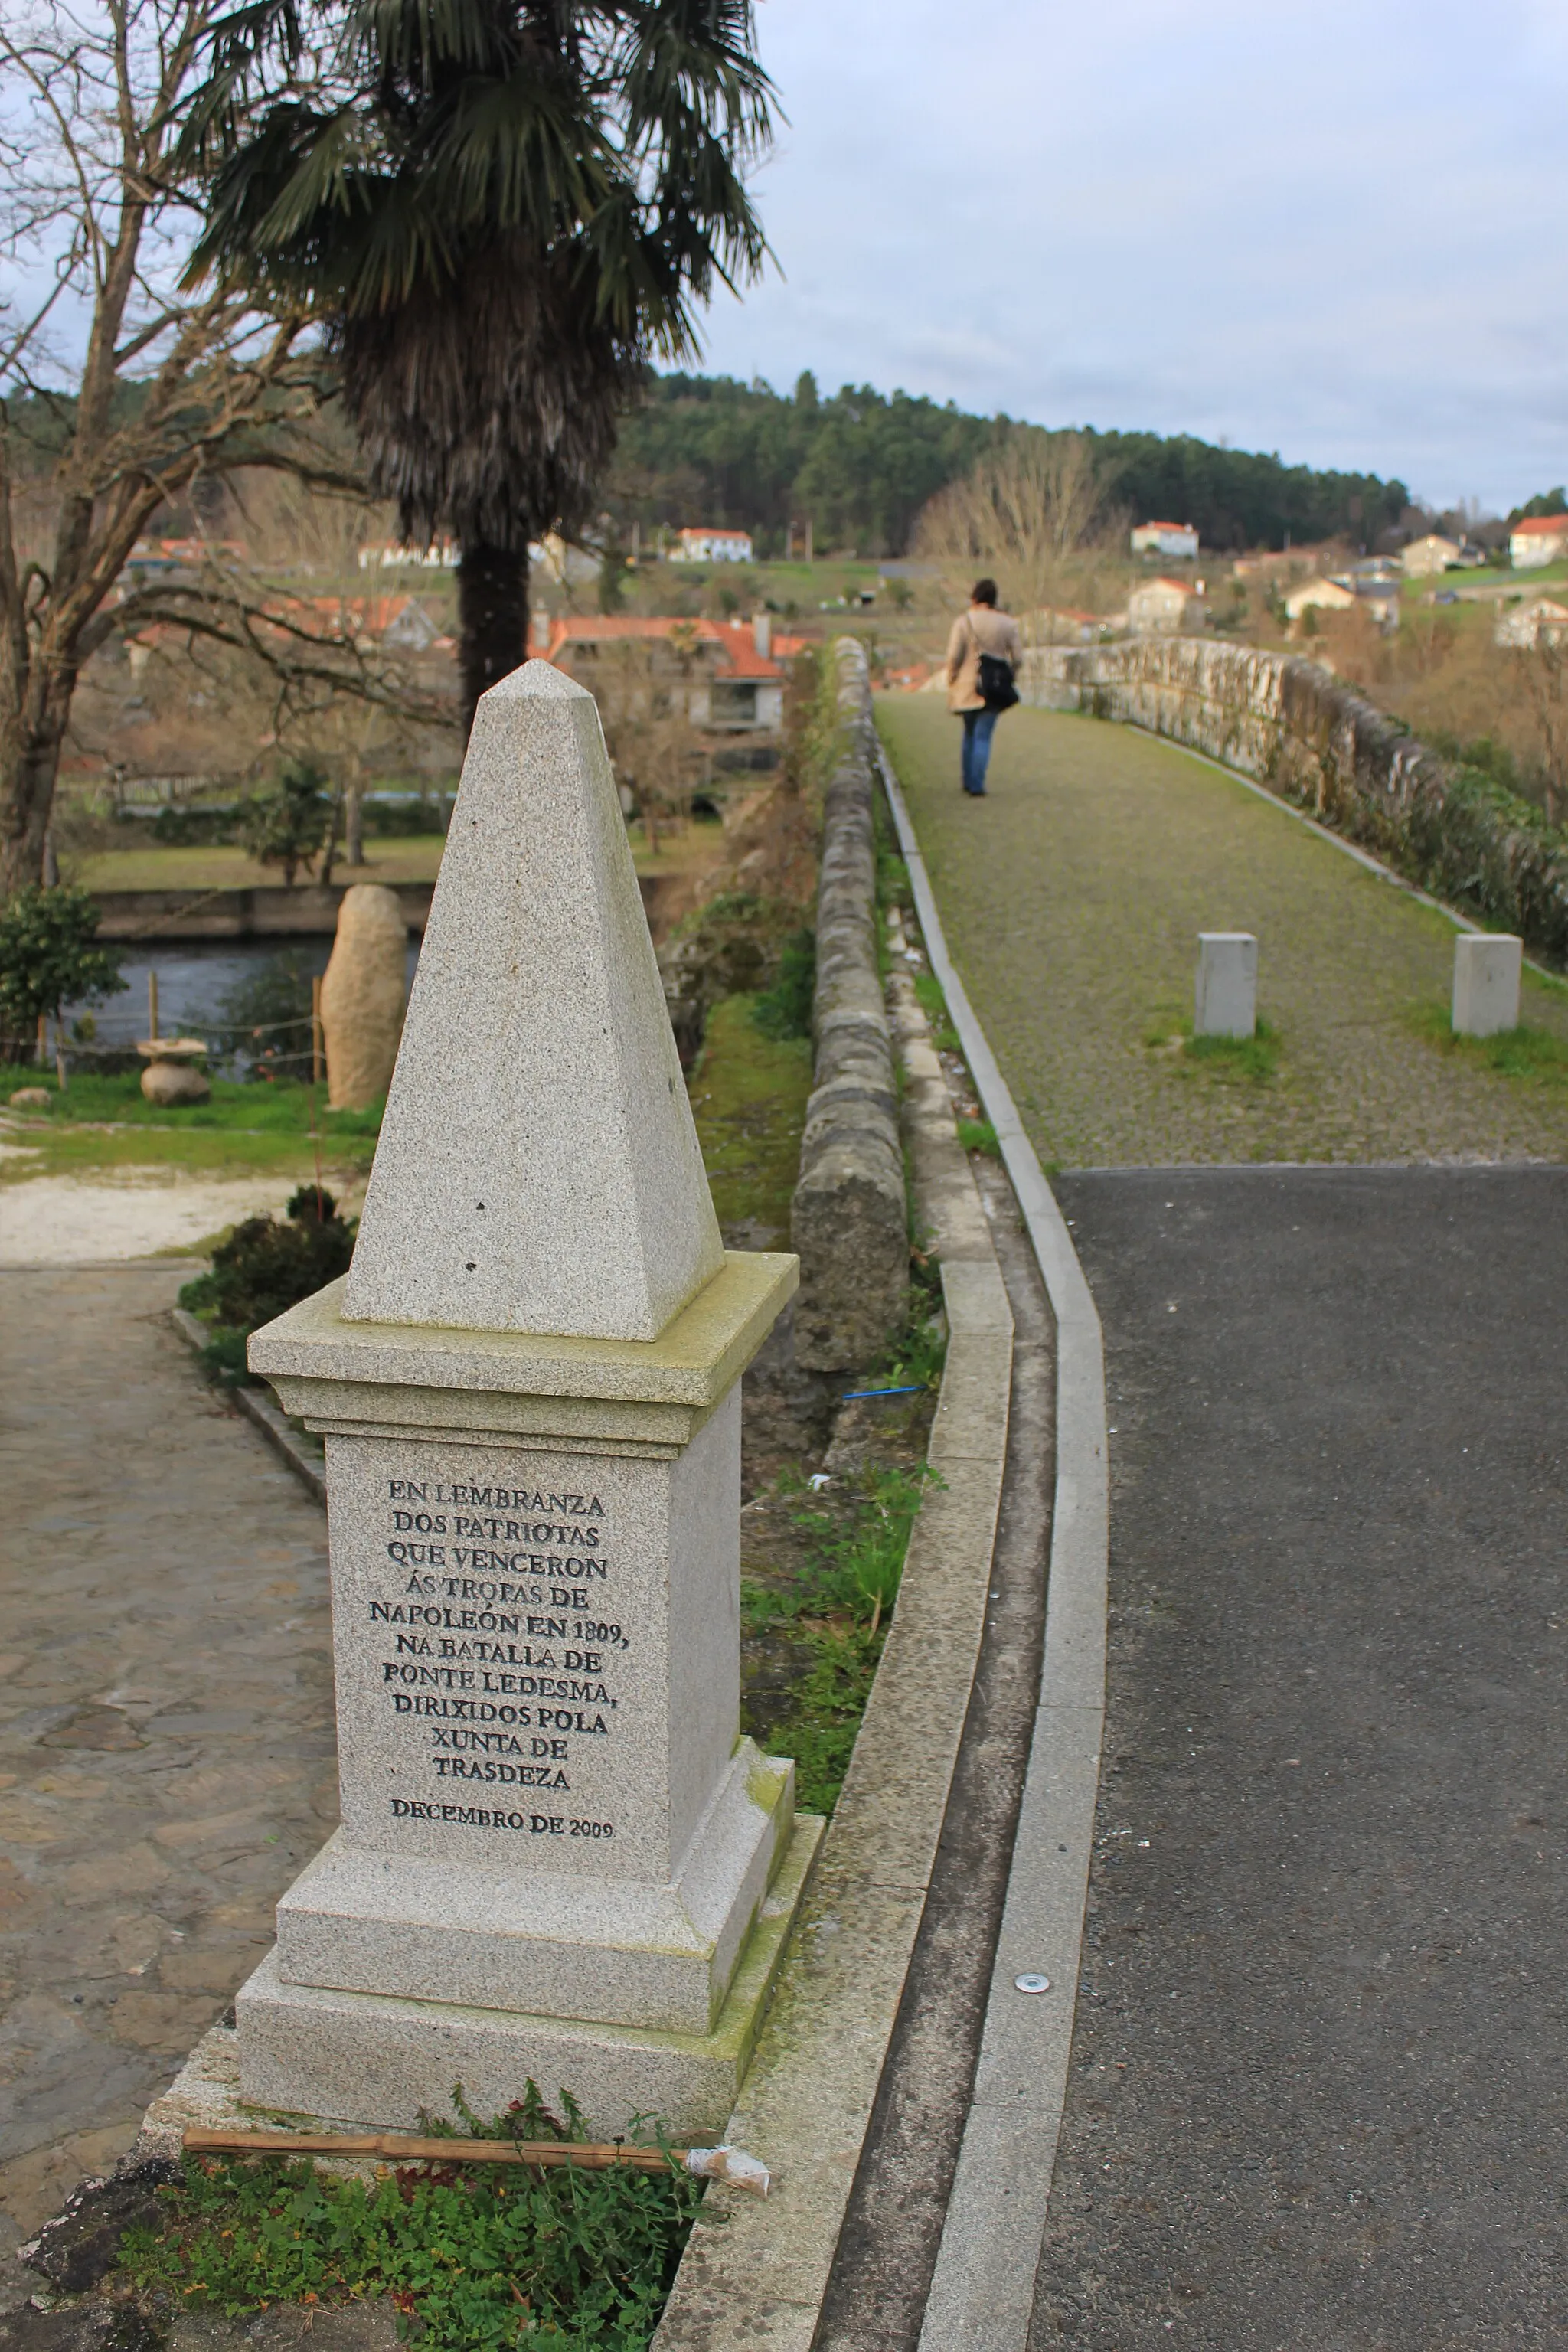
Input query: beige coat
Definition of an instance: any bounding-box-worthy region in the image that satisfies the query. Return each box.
[946,604,1024,712]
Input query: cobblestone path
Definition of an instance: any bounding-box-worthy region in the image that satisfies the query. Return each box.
[0,1266,332,2254]
[877,697,1568,1167]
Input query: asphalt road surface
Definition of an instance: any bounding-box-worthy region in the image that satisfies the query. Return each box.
[1033,1166,1568,2352]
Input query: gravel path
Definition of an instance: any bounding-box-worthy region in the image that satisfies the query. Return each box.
[877,697,1568,1167]
[0,1171,298,1265]
[0,1266,332,2262]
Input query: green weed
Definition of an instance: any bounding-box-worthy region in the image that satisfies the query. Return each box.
[913,969,960,1054]
[1412,1005,1568,1087]
[1144,1016,1282,1083]
[1184,1019,1282,1081]
[120,2132,698,2350]
[744,1462,934,1815]
[956,1116,1000,1158]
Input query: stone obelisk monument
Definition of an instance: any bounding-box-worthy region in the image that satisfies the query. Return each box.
[239,663,815,2136]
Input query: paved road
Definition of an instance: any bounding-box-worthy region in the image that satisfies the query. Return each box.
[877,697,1568,1168]
[0,1266,332,2262]
[1033,1166,1568,2350]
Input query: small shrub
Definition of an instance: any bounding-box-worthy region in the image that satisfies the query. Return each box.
[0,884,126,1081]
[362,791,451,837]
[178,1186,354,1338]
[237,760,333,886]
[152,802,239,846]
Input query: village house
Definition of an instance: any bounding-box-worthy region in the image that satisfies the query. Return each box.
[669,526,755,564]
[358,541,459,570]
[1284,573,1400,630]
[1131,520,1200,560]
[1127,576,1203,633]
[1509,515,1568,567]
[1494,596,1568,648]
[1400,534,1462,577]
[1284,577,1355,624]
[1031,606,1112,644]
[542,612,802,733]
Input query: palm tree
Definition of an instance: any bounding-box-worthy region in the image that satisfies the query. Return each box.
[179,2,773,729]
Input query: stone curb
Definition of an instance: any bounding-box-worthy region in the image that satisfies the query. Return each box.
[650,783,1016,2348]
[168,1306,328,1507]
[874,736,1112,2352]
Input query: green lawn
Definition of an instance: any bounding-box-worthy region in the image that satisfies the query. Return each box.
[76,838,449,891]
[0,1069,381,1180]
[877,695,1568,1168]
[76,824,722,896]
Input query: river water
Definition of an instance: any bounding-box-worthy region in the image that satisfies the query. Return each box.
[62,937,421,1061]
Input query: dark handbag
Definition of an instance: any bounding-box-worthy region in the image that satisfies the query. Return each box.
[977,651,1019,712]
[969,618,1020,711]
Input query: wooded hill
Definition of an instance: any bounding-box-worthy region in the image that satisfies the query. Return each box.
[607,372,1410,560]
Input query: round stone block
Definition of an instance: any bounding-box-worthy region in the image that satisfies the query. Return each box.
[141,1057,211,1106]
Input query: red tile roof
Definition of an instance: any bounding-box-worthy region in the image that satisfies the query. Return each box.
[544,614,805,683]
[1512,515,1568,536]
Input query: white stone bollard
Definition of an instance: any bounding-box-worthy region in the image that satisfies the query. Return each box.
[1194,933,1257,1039]
[1452,933,1522,1038]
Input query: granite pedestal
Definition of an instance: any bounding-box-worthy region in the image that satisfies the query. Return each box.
[237,663,815,2138]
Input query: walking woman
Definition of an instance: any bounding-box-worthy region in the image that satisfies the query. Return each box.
[946,577,1023,796]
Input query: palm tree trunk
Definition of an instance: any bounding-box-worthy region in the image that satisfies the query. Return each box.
[457,544,531,735]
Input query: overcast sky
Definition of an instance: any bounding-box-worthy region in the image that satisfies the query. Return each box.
[694,0,1568,514]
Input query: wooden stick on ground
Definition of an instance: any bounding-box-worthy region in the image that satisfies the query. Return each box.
[184,2126,688,2171]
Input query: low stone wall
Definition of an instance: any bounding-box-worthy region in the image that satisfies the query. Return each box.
[1021,636,1568,965]
[790,640,907,1371]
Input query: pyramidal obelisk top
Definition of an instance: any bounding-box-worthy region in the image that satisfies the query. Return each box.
[341,662,724,1342]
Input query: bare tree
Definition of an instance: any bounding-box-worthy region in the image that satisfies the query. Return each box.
[914,429,1116,640]
[1508,640,1568,828]
[589,636,708,854]
[0,0,449,897]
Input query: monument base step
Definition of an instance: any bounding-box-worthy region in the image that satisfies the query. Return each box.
[273,1742,793,2035]
[230,1815,822,2143]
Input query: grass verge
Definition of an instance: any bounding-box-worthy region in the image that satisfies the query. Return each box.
[687,995,812,1248]
[743,1459,934,1816]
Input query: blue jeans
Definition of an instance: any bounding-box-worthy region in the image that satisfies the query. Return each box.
[962,707,999,794]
